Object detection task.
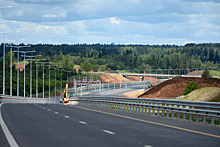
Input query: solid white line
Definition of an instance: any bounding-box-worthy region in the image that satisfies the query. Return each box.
[64,116,70,118]
[0,103,19,147]
[79,121,87,125]
[102,129,115,135]
[54,112,59,114]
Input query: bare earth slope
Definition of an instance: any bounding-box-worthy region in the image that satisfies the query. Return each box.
[138,77,220,99]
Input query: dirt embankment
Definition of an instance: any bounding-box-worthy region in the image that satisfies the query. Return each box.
[100,74,159,84]
[138,77,220,99]
[186,70,204,75]
[100,74,132,83]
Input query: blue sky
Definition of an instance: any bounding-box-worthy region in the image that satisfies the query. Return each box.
[0,0,220,45]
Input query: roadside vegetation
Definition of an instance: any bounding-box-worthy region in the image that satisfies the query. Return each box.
[182,87,220,102]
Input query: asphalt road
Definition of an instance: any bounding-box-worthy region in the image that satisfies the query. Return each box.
[1,103,220,147]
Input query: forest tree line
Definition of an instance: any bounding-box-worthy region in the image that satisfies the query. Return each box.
[0,43,219,96]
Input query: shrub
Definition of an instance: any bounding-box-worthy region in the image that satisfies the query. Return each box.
[202,69,210,77]
[184,81,200,95]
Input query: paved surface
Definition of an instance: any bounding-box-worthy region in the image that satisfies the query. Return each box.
[1,103,220,147]
[85,85,148,97]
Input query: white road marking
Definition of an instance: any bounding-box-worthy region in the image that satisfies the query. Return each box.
[54,112,59,114]
[42,107,45,109]
[47,109,51,111]
[144,145,153,147]
[39,106,41,107]
[102,130,115,135]
[0,103,19,147]
[64,116,70,118]
[79,121,87,125]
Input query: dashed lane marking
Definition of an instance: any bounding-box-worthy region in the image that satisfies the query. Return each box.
[47,109,51,111]
[79,121,87,125]
[54,112,59,114]
[102,130,115,135]
[64,116,70,118]
[70,105,220,139]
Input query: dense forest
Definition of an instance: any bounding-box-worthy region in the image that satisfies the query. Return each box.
[1,43,219,70]
[0,43,219,96]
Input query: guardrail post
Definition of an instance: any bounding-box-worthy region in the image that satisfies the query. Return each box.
[166,108,169,118]
[183,106,186,120]
[177,105,180,119]
[196,114,199,123]
[149,104,151,114]
[211,117,214,125]
[189,106,192,121]
[153,104,155,115]
[172,104,174,118]
[189,115,192,121]
[162,102,165,117]
[157,103,160,116]
[139,102,141,113]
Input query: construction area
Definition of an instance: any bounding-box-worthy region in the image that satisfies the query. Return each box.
[97,73,220,102]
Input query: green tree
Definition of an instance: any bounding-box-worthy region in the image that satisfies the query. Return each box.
[91,64,99,72]
[82,62,92,72]
[201,69,210,77]
[184,82,200,95]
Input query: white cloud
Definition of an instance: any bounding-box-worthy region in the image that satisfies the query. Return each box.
[110,17,120,25]
[42,7,67,18]
[0,0,220,45]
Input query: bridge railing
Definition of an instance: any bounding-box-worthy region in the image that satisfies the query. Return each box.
[69,96,220,125]
[68,80,151,96]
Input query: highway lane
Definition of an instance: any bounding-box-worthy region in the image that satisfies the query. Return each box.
[1,103,220,147]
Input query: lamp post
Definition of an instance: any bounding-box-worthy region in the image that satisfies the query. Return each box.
[13,46,31,97]
[27,57,45,98]
[43,65,57,99]
[35,62,52,98]
[0,6,12,95]
[19,50,36,97]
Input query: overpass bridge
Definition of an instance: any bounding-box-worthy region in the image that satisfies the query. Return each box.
[120,73,201,79]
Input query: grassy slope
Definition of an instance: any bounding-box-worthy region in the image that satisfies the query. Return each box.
[181,87,220,102]
[209,70,220,77]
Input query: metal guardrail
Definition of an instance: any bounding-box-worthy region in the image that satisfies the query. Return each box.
[0,95,60,104]
[69,96,220,125]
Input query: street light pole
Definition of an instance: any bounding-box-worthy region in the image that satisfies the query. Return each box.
[0,5,12,95]
[3,41,5,95]
[44,65,57,99]
[10,46,12,96]
[26,57,44,98]
[13,45,31,97]
[35,62,52,98]
[20,50,35,97]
